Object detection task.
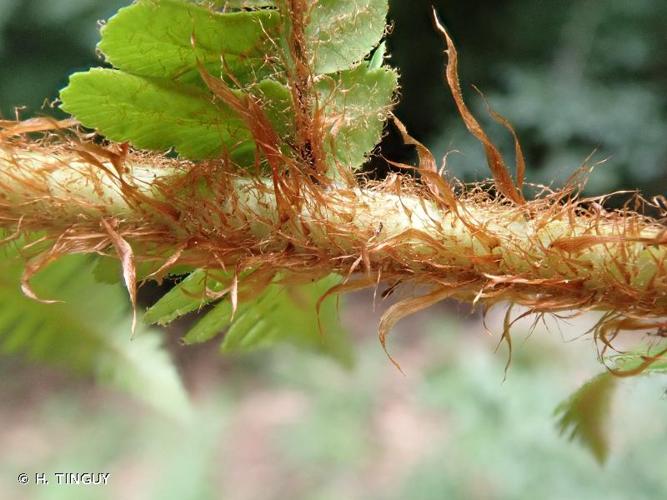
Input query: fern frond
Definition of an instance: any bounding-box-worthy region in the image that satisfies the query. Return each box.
[555,373,617,464]
[0,250,190,420]
[146,271,353,366]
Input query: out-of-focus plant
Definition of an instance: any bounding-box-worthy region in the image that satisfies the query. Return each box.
[391,0,667,196]
[0,245,190,420]
[0,0,129,118]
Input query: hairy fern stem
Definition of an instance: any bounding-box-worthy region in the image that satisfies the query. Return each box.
[2,143,667,373]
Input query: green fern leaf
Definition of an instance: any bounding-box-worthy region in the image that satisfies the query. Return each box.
[308,0,388,74]
[0,252,191,420]
[147,269,353,365]
[146,269,353,365]
[316,65,397,170]
[609,345,667,374]
[144,268,229,326]
[555,373,617,464]
[368,41,387,70]
[61,69,290,161]
[161,274,353,365]
[60,0,396,169]
[203,1,276,8]
[60,0,291,162]
[99,0,281,85]
[183,298,236,344]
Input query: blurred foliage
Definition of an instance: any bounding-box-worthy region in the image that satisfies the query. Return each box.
[0,0,128,118]
[0,244,190,420]
[386,0,667,196]
[2,318,666,499]
[555,373,617,464]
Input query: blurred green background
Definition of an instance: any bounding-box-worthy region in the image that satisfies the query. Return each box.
[1,1,666,499]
